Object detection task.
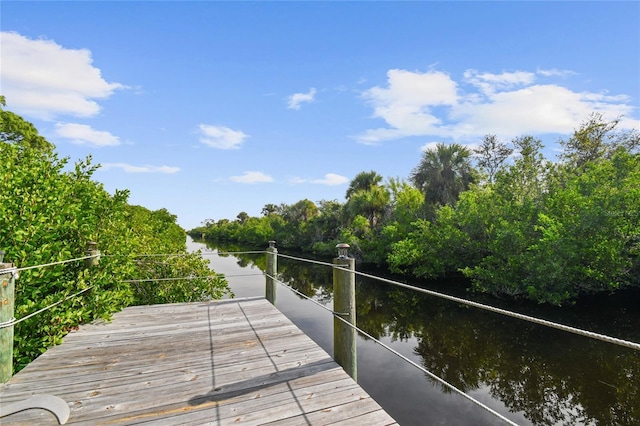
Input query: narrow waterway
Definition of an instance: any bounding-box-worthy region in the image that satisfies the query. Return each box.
[188,238,640,426]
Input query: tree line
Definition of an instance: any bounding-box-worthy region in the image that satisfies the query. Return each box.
[0,97,231,372]
[190,113,639,305]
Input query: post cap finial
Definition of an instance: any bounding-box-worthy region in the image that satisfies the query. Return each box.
[0,250,5,263]
[336,243,350,258]
[268,240,276,248]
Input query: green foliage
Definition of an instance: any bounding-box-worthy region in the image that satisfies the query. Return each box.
[390,120,640,305]
[0,104,230,372]
[474,134,513,184]
[559,112,639,170]
[0,96,53,152]
[346,183,390,229]
[465,133,639,304]
[194,115,638,305]
[345,170,383,200]
[388,206,474,279]
[410,142,478,207]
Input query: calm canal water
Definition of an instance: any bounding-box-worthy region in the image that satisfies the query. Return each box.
[188,238,640,426]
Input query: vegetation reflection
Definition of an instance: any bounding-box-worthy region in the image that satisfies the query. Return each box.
[206,241,639,426]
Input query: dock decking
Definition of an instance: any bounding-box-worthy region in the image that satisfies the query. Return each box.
[0,297,397,425]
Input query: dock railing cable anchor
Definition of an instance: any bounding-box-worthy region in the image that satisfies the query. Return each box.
[0,317,16,329]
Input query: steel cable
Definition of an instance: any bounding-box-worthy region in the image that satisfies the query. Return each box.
[264,271,520,426]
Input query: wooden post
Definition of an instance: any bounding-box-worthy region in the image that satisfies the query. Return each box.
[0,251,17,383]
[333,243,357,381]
[266,241,277,305]
[85,242,100,268]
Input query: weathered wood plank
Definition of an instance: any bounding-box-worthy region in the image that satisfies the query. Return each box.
[0,297,397,425]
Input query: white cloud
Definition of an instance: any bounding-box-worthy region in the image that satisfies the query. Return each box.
[100,163,180,174]
[463,69,536,95]
[358,68,639,144]
[287,88,317,110]
[311,173,349,185]
[198,124,248,149]
[289,173,348,185]
[230,171,273,184]
[536,68,577,78]
[288,177,308,184]
[55,123,120,147]
[0,31,125,119]
[452,84,636,138]
[360,69,458,144]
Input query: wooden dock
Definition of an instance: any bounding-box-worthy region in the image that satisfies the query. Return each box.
[0,297,397,425]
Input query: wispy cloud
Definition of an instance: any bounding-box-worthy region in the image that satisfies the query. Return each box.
[100,163,180,174]
[55,123,120,147]
[311,173,349,185]
[198,124,248,149]
[0,31,125,120]
[289,173,349,186]
[536,68,577,78]
[229,171,273,184]
[463,69,536,95]
[287,88,317,110]
[358,68,639,144]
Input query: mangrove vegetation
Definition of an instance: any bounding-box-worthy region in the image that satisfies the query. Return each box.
[190,114,639,306]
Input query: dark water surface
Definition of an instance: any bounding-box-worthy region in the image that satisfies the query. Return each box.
[188,238,640,426]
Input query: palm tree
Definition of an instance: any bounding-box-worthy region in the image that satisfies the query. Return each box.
[345,170,383,200]
[410,143,477,206]
[347,184,390,228]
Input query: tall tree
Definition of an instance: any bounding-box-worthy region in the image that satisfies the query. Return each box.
[498,135,548,204]
[261,203,279,216]
[345,170,383,200]
[347,184,390,228]
[410,143,477,206]
[282,199,319,224]
[474,134,513,184]
[236,211,249,224]
[559,113,639,170]
[0,96,53,152]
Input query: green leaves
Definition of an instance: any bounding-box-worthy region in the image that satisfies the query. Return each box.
[1,105,231,373]
[410,143,477,207]
[390,117,639,305]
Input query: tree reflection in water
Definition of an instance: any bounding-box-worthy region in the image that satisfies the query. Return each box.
[206,242,640,426]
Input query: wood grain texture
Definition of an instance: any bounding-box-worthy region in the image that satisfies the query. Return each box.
[0,297,397,425]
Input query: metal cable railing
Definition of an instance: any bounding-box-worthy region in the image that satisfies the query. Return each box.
[101,250,266,258]
[0,285,98,330]
[264,271,520,426]
[0,251,252,330]
[278,252,640,352]
[0,254,99,275]
[3,249,638,352]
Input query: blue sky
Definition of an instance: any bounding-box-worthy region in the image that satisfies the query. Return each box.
[2,1,639,230]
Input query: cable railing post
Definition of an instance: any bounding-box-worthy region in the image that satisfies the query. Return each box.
[0,250,17,383]
[266,241,277,305]
[333,243,357,381]
[84,242,100,268]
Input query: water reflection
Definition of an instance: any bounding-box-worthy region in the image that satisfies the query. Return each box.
[196,240,640,426]
[365,283,640,426]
